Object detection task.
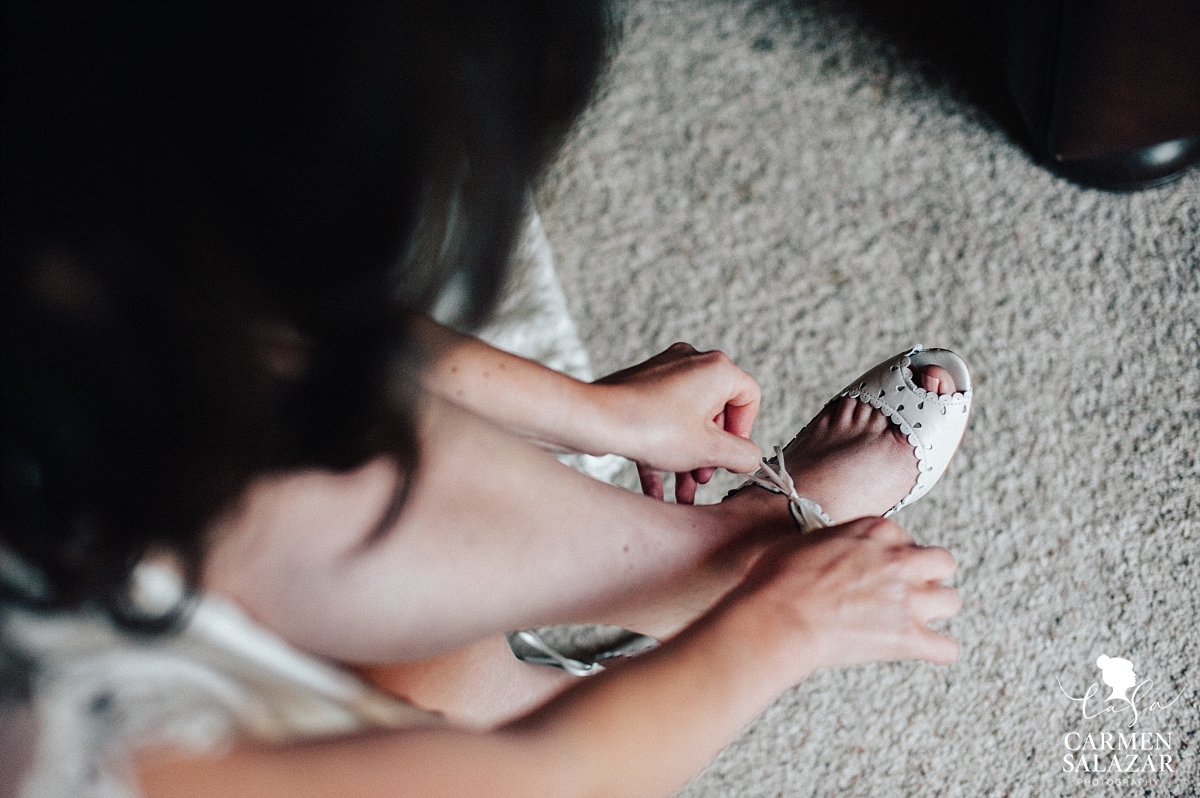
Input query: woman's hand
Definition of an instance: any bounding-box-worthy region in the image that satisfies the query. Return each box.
[593,343,762,503]
[414,320,761,499]
[729,516,961,676]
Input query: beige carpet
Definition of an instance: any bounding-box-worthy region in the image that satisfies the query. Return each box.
[535,1,1200,795]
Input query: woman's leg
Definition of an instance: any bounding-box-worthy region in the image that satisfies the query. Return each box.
[201,392,787,663]
[354,366,960,726]
[355,635,576,729]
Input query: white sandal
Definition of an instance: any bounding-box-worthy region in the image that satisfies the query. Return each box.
[743,346,972,532]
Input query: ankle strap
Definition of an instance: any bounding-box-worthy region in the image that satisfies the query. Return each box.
[744,445,833,534]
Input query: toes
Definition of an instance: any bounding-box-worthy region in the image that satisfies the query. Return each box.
[836,394,892,433]
[835,395,859,425]
[852,397,875,424]
[915,364,956,395]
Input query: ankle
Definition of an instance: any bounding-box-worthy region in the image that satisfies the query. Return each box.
[717,482,799,540]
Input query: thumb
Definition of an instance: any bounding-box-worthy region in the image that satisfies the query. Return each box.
[709,429,762,473]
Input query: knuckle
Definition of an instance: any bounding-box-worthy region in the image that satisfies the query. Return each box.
[863,516,901,539]
[889,547,915,569]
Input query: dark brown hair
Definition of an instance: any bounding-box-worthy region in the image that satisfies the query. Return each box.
[1,1,608,629]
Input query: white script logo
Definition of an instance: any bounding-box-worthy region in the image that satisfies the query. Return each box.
[1058,655,1184,779]
[1058,654,1181,729]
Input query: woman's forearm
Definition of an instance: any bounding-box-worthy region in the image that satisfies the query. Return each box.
[411,314,611,456]
[137,592,811,798]
[509,593,807,798]
[409,316,763,476]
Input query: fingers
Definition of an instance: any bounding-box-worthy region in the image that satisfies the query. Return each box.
[909,625,960,665]
[703,409,735,479]
[702,397,761,474]
[852,522,955,585]
[901,545,957,583]
[722,385,761,440]
[774,518,962,669]
[909,584,961,622]
[707,353,761,473]
[637,466,713,504]
[904,577,960,664]
[639,465,701,504]
[861,521,957,592]
[753,519,962,671]
[713,432,763,474]
[599,342,765,474]
[637,463,664,500]
[674,471,698,505]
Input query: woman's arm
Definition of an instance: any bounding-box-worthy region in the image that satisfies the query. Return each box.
[144,518,960,798]
[411,316,763,478]
[138,606,781,798]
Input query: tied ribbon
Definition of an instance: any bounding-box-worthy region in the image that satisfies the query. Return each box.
[744,445,833,534]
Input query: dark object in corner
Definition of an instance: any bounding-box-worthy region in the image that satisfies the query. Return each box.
[998,0,1200,191]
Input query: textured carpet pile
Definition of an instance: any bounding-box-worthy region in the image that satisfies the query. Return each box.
[534,1,1199,795]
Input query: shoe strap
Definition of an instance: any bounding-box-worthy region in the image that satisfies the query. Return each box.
[506,629,660,676]
[744,445,832,534]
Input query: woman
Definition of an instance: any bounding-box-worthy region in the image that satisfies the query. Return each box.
[1,4,963,796]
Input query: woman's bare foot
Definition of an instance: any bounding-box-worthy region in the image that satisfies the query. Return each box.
[732,365,958,524]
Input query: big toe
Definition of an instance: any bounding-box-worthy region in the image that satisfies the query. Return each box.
[916,364,956,396]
